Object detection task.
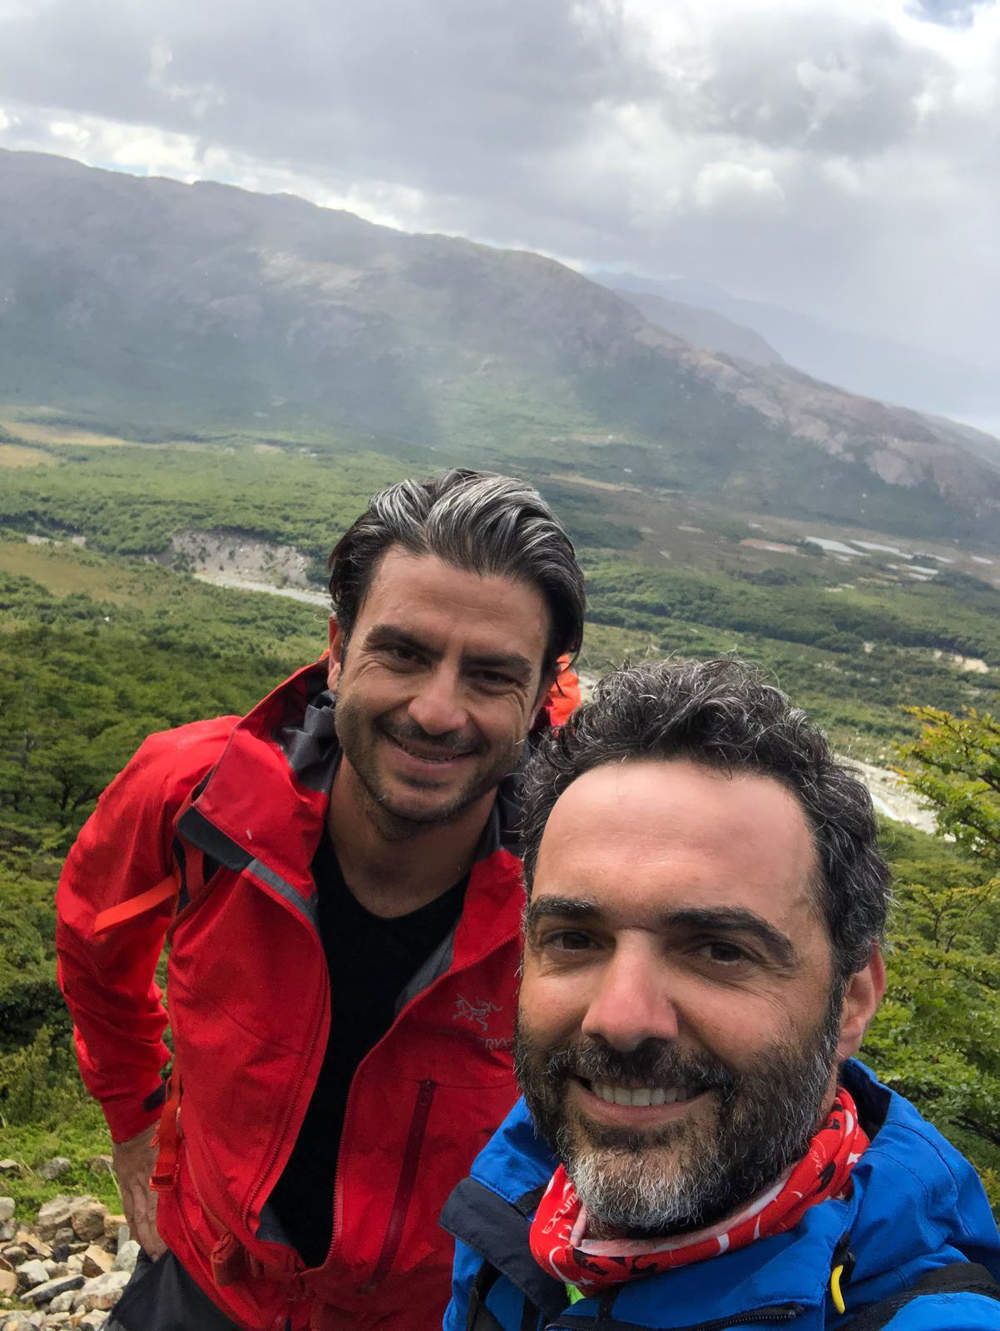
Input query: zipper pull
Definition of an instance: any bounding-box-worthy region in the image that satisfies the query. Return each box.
[828,1231,856,1315]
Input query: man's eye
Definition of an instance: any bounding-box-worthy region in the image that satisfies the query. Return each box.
[543,930,595,952]
[382,644,422,666]
[696,940,752,966]
[471,669,518,690]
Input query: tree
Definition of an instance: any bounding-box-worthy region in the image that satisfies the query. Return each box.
[896,707,1000,868]
[874,714,1000,1215]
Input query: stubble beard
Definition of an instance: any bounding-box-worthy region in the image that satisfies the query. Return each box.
[513,990,843,1238]
[334,696,524,839]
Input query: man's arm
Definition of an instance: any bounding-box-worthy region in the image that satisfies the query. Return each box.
[56,727,218,1247]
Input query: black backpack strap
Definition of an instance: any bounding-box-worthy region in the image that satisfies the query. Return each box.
[837,1262,1000,1330]
[441,1176,566,1330]
[467,1262,505,1331]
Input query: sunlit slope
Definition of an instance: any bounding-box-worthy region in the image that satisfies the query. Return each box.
[2,149,1000,541]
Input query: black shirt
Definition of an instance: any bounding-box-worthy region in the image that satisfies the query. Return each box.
[266,831,467,1267]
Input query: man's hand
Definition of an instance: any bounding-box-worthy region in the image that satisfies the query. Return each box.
[112,1126,166,1258]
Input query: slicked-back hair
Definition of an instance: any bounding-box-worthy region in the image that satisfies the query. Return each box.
[520,658,889,981]
[327,469,585,674]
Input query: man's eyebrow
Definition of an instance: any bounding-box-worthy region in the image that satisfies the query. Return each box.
[364,624,426,651]
[523,897,600,932]
[665,908,797,968]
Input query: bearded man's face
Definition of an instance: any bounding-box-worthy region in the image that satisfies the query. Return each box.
[517,759,878,1236]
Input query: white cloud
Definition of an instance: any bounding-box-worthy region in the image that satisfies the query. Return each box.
[694,161,786,211]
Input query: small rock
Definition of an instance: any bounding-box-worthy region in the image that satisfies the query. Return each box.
[77,1312,107,1330]
[80,1245,112,1278]
[15,1259,48,1290]
[0,1253,13,1271]
[86,1155,114,1176]
[66,1253,84,1272]
[112,1238,140,1274]
[52,1227,75,1247]
[0,1222,13,1244]
[0,1161,20,1174]
[0,1201,13,1225]
[103,1215,127,1247]
[69,1199,107,1244]
[35,1199,73,1242]
[15,1231,51,1259]
[71,1268,129,1311]
[47,1289,77,1312]
[37,1158,72,1183]
[22,1273,85,1305]
[0,1267,17,1296]
[2,1246,27,1265]
[44,1260,69,1278]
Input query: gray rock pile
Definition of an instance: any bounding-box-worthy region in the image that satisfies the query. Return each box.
[0,1194,138,1330]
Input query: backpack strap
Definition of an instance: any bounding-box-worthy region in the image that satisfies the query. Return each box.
[836,1262,1000,1330]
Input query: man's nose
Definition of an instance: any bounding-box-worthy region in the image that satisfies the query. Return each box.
[406,666,468,736]
[580,939,680,1053]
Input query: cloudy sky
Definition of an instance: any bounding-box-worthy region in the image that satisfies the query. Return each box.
[1,0,998,385]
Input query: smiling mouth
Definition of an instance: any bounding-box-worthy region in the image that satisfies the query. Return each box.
[579,1078,703,1108]
[385,732,474,764]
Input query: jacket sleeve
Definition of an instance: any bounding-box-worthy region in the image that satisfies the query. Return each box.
[55,727,213,1143]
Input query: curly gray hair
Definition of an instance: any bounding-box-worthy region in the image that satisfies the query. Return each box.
[520,658,889,980]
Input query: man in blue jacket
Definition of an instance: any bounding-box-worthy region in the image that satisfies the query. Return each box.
[442,659,1000,1330]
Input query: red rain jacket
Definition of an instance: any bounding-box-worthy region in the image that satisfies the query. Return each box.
[57,658,578,1330]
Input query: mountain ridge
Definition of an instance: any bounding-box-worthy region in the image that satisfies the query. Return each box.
[2,147,998,541]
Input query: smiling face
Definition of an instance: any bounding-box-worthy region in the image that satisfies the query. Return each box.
[328,546,551,832]
[515,758,880,1237]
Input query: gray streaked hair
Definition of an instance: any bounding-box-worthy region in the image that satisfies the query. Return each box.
[520,658,889,980]
[328,469,585,672]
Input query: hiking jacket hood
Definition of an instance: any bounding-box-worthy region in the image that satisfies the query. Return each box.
[441,1061,1000,1330]
[57,658,558,1331]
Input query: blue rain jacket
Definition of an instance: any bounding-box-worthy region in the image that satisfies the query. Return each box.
[442,1061,1000,1330]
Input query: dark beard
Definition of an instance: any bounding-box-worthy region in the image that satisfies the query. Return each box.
[332,696,520,837]
[514,988,843,1237]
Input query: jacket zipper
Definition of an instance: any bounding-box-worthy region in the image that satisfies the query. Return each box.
[241,877,331,1238]
[360,1078,437,1291]
[326,922,517,1275]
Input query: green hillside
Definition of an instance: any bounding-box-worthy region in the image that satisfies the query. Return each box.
[1,430,998,1215]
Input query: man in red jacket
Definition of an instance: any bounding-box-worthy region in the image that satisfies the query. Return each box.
[56,469,585,1331]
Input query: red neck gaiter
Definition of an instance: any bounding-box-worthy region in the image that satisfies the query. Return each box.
[529,1085,868,1293]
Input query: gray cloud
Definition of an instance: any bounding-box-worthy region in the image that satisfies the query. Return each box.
[1,0,999,377]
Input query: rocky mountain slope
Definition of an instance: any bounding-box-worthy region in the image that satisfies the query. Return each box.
[2,148,999,540]
[611,287,784,367]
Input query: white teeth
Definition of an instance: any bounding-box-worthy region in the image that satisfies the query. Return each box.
[591,1082,690,1107]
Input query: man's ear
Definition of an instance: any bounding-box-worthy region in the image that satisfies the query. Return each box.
[326,617,345,691]
[836,945,886,1062]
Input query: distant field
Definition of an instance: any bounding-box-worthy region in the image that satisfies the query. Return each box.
[0,418,138,447]
[0,442,57,467]
[0,538,160,603]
